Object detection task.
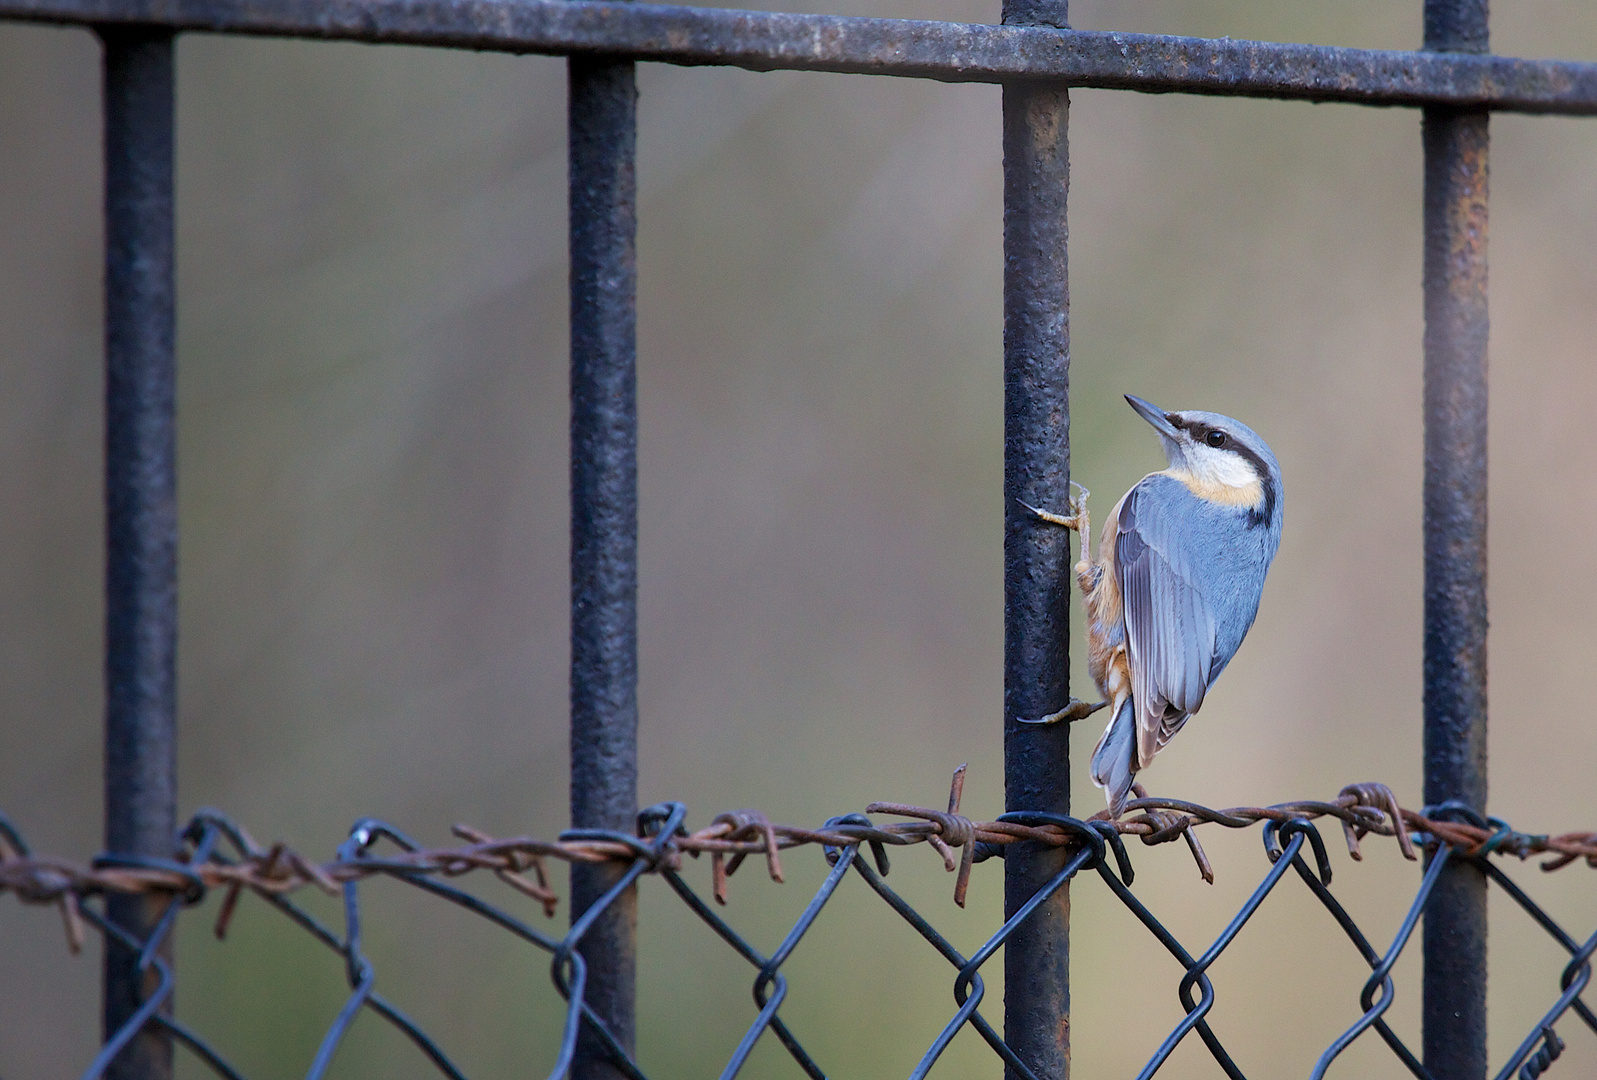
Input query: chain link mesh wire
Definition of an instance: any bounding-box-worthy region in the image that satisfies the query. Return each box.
[3,771,1596,1080]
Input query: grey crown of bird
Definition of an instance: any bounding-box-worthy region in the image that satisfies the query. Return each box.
[1023,394,1283,818]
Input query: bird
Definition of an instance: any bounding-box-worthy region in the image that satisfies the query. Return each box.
[1020,394,1283,818]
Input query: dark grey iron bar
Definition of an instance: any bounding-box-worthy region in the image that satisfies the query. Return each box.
[100,23,177,1080]
[567,51,640,1080]
[9,0,1597,114]
[1000,0,1071,1072]
[1420,0,1490,1076]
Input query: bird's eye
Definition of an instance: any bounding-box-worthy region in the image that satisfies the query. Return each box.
[1205,430,1228,449]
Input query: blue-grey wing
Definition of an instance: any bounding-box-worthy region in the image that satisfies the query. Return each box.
[1116,474,1272,769]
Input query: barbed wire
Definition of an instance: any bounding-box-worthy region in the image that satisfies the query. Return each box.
[6,770,1595,927]
[3,771,1595,1080]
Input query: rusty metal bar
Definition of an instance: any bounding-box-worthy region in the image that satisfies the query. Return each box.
[9,0,1597,113]
[1001,0,1072,1071]
[1420,0,1490,1077]
[99,23,177,1080]
[568,50,640,1080]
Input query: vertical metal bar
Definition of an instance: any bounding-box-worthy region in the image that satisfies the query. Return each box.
[568,52,639,1080]
[99,24,177,1080]
[1001,0,1072,1070]
[1421,2,1489,1078]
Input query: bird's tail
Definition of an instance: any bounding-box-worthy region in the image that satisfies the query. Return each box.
[1090,696,1137,818]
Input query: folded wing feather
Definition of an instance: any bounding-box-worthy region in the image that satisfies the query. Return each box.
[1116,479,1219,770]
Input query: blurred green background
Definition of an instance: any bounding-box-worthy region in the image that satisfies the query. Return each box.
[3,0,1597,1076]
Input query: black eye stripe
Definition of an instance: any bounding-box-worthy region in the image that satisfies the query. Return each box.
[1168,415,1278,527]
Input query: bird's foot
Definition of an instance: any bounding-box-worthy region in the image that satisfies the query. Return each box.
[1017,697,1108,726]
[1019,481,1091,533]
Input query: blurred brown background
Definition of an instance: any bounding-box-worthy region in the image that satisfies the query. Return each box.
[3,0,1597,1076]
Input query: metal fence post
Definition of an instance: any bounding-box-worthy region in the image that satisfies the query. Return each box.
[99,24,178,1080]
[1001,0,1072,1070]
[568,51,640,1080]
[1420,1,1489,1077]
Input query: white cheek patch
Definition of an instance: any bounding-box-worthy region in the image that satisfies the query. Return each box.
[1185,445,1258,490]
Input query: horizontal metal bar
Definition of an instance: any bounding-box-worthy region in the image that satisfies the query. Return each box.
[7,0,1597,112]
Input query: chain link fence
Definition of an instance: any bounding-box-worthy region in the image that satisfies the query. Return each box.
[5,770,1595,1080]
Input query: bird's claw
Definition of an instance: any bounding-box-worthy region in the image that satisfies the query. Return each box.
[1019,482,1091,531]
[1017,697,1108,726]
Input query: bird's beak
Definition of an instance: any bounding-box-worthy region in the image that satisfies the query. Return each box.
[1125,394,1180,438]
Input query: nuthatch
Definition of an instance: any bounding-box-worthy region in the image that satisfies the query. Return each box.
[1023,394,1283,817]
